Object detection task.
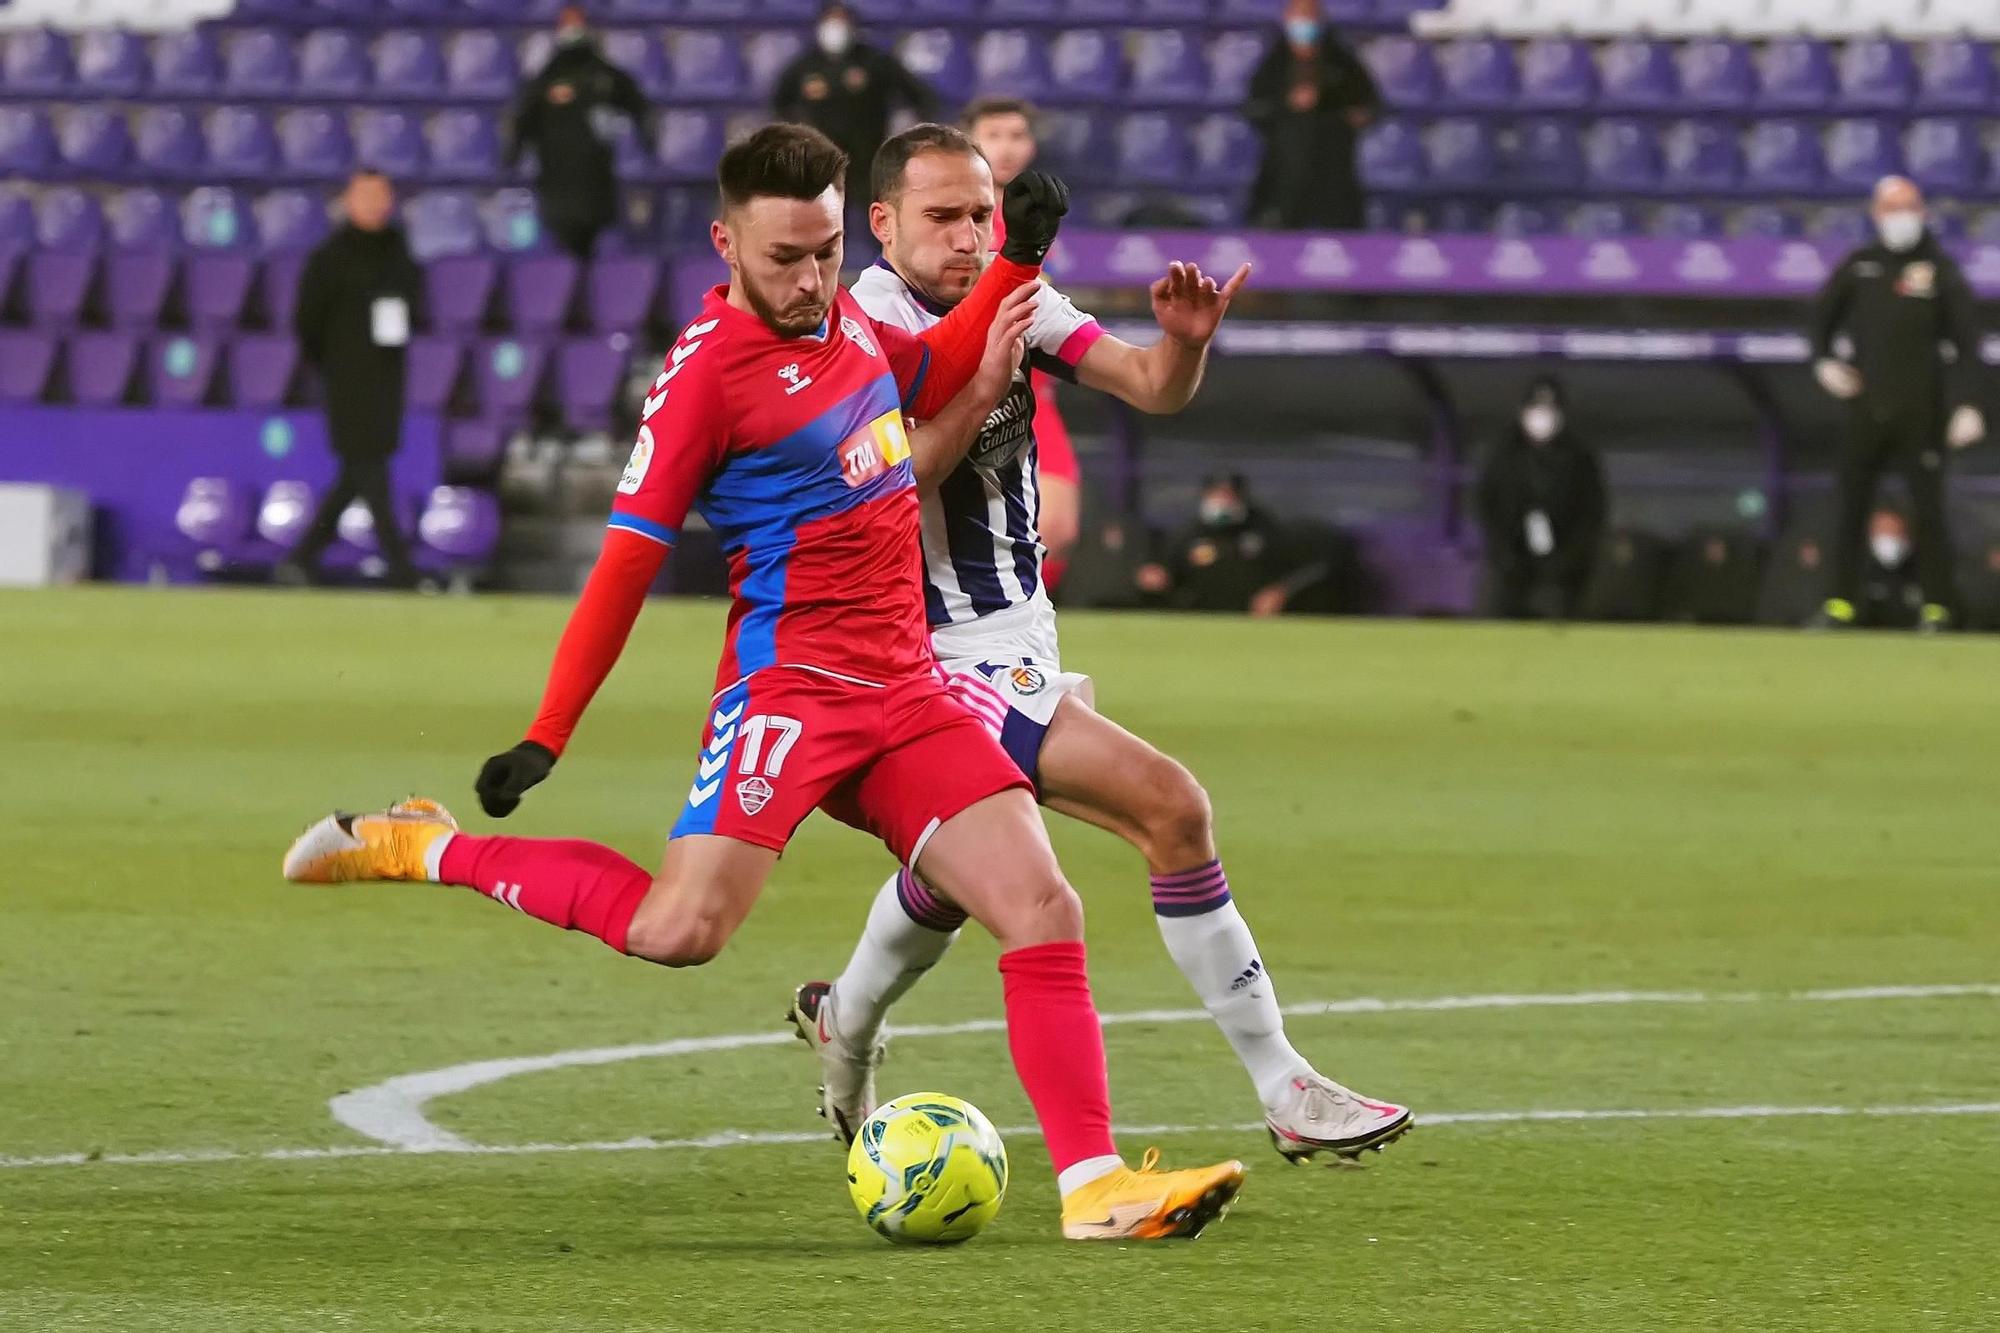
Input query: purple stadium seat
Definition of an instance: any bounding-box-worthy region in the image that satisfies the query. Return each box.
[0,188,35,249]
[602,29,672,99]
[1757,39,1836,112]
[1744,119,1824,193]
[989,0,1061,15]
[300,31,371,98]
[386,0,452,16]
[0,108,57,178]
[1663,120,1742,193]
[176,478,253,563]
[898,30,975,98]
[1676,39,1754,112]
[1134,0,1208,16]
[657,109,725,183]
[4,27,74,93]
[1586,119,1663,193]
[685,0,755,15]
[557,337,626,430]
[278,110,354,182]
[1826,118,1903,190]
[1438,37,1518,111]
[225,30,297,98]
[1038,110,1115,180]
[585,254,660,333]
[183,188,256,249]
[1597,39,1678,112]
[107,184,169,245]
[443,420,505,478]
[339,495,384,552]
[315,0,384,16]
[374,32,446,97]
[37,188,104,252]
[1518,38,1596,111]
[1652,203,1724,238]
[27,251,95,326]
[975,30,1053,100]
[1359,118,1425,189]
[257,481,319,548]
[1492,201,1560,236]
[59,107,134,179]
[1838,37,1916,111]
[1128,30,1205,106]
[474,338,549,420]
[1917,40,1994,113]
[183,252,252,331]
[418,487,502,564]
[1070,0,1141,17]
[605,0,682,14]
[482,190,545,252]
[228,335,300,408]
[670,30,748,102]
[208,107,281,178]
[68,332,140,406]
[1807,208,1873,248]
[0,331,57,404]
[407,337,466,413]
[75,30,148,98]
[447,31,518,100]
[404,192,483,260]
[151,335,222,409]
[744,31,807,99]
[1115,114,1192,186]
[1734,205,1802,239]
[1207,30,1266,106]
[1567,201,1640,237]
[1049,30,1124,103]
[1190,113,1259,186]
[151,30,222,97]
[255,191,329,253]
[1427,118,1499,187]
[1969,211,2000,245]
[1510,118,1583,190]
[1219,0,1286,16]
[237,0,308,14]
[135,108,205,181]
[506,253,579,336]
[424,254,498,334]
[259,253,306,330]
[517,29,557,80]
[1906,118,1982,193]
[1365,36,1440,110]
[103,252,175,329]
[428,110,501,181]
[354,111,427,180]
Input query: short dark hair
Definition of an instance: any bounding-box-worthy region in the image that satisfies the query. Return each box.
[962,97,1038,133]
[717,123,849,212]
[871,122,983,204]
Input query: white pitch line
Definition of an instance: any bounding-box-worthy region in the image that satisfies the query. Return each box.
[8,1101,2000,1173]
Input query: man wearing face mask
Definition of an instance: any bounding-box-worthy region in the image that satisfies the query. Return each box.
[1139,474,1312,615]
[1244,0,1380,230]
[1476,377,1608,620]
[505,5,652,259]
[1809,175,1986,632]
[773,3,936,223]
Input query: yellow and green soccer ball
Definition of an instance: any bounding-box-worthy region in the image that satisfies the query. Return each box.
[846,1092,1008,1244]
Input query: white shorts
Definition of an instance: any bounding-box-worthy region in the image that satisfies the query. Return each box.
[931,599,1091,790]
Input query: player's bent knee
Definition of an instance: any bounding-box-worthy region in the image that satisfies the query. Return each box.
[1004,877,1085,947]
[1137,755,1214,866]
[624,910,733,968]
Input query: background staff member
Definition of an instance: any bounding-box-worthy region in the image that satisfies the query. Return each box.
[1476,376,1607,620]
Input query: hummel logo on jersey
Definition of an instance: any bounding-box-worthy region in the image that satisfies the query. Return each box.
[778,363,814,395]
[840,316,876,358]
[1229,959,1265,992]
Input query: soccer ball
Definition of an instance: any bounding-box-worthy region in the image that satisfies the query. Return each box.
[846,1092,1008,1244]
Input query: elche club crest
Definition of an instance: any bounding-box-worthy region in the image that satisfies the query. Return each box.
[841,316,877,358]
[737,775,775,815]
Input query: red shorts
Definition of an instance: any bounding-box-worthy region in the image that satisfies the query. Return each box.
[667,666,1031,864]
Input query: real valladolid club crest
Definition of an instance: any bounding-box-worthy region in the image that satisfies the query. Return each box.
[737,776,775,816]
[1008,666,1047,695]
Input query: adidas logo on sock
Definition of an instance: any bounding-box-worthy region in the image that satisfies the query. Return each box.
[1228,959,1265,992]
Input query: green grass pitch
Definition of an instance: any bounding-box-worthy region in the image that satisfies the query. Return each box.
[3,586,1997,1331]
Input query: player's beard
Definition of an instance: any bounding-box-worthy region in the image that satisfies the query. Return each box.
[904,253,983,311]
[742,276,831,338]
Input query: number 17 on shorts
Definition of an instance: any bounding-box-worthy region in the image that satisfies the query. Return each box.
[668,675,835,852]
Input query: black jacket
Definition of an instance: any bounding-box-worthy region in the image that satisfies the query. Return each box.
[293,224,423,461]
[1808,233,1982,419]
[1244,30,1380,226]
[1477,430,1607,578]
[772,45,934,184]
[506,40,650,221]
[1161,509,1296,612]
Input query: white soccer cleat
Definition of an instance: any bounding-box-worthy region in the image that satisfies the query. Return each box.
[1265,1072,1413,1164]
[786,980,885,1146]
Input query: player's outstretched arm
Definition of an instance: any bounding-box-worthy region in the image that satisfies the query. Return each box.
[1076,261,1250,415]
[908,284,1037,490]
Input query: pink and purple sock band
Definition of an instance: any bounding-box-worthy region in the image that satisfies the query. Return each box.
[1150,859,1232,918]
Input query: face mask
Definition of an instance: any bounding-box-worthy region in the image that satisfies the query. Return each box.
[1877,211,1924,253]
[1521,404,1561,443]
[1870,533,1909,568]
[556,23,589,45]
[1285,18,1320,45]
[1200,498,1247,527]
[818,20,852,55]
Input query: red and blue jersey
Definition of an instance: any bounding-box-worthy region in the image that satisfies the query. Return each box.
[609,285,939,692]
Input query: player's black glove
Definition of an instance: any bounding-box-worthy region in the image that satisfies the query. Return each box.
[999,170,1070,266]
[475,741,556,819]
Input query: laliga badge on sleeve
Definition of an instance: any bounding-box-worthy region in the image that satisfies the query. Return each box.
[371,296,411,348]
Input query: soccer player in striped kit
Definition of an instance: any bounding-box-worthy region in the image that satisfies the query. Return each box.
[789,123,1413,1164]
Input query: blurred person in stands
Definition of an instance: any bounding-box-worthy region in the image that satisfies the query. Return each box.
[774,3,935,233]
[1138,473,1315,616]
[283,169,422,588]
[966,97,1082,584]
[1810,175,1985,633]
[505,4,651,258]
[1244,0,1380,230]
[1476,376,1607,620]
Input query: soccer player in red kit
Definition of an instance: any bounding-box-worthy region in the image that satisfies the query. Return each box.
[281,124,1244,1241]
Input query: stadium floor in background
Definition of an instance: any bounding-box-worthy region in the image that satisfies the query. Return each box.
[3,588,1996,1332]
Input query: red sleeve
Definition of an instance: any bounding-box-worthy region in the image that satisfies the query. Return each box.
[877,256,1041,420]
[523,324,728,756]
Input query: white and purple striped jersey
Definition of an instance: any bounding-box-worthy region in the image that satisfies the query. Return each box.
[850,260,1103,639]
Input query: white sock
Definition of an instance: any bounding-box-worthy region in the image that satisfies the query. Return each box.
[830,870,965,1048]
[1057,1154,1125,1198]
[422,831,454,882]
[1151,861,1310,1109]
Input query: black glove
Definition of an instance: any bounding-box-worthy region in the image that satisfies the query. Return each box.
[475,741,556,818]
[999,170,1070,266]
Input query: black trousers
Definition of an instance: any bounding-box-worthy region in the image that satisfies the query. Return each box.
[1829,405,1957,612]
[291,456,417,579]
[1487,557,1591,620]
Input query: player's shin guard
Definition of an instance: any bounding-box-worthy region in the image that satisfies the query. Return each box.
[830,869,965,1048]
[435,835,652,953]
[1151,860,1309,1108]
[997,940,1118,1184]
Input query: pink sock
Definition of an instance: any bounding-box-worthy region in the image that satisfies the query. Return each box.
[437,835,652,953]
[998,940,1117,1178]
